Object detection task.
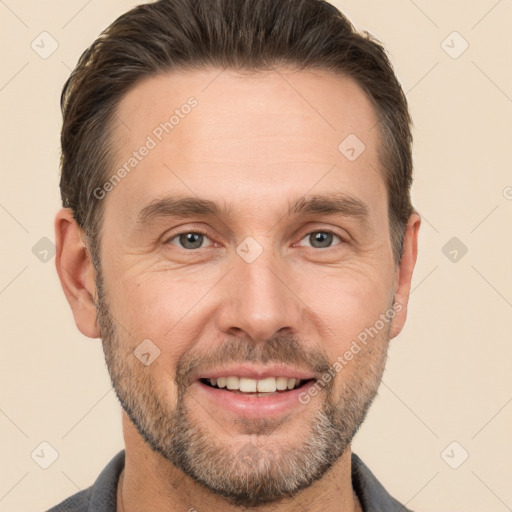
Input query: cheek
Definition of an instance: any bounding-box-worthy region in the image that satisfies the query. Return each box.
[110,268,209,331]
[108,272,217,378]
[306,271,393,347]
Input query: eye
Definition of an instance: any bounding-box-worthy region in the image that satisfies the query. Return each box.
[297,230,343,249]
[167,231,211,250]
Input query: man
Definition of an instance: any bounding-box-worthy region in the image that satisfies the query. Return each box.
[51,0,420,510]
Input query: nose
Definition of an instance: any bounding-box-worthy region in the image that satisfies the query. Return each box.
[215,247,303,342]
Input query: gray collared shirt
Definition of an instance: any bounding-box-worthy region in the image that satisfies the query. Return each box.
[46,450,412,511]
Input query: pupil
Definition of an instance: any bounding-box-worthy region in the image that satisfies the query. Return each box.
[180,233,203,249]
[311,232,332,248]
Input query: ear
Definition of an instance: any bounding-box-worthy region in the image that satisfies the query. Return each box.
[55,208,100,338]
[389,211,421,339]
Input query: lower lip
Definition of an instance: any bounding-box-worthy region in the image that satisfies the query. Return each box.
[193,380,312,419]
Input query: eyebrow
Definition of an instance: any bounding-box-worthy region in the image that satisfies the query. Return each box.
[135,193,370,228]
[287,193,369,223]
[135,196,229,227]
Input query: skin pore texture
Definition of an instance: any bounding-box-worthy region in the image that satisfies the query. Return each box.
[55,67,420,512]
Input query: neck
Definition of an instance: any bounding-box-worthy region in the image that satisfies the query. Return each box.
[118,412,362,512]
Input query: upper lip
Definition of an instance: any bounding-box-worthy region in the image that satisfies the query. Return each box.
[195,364,317,381]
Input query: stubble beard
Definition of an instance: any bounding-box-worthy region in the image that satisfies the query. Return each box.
[95,267,390,507]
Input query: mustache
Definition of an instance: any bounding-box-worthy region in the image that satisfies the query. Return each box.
[175,333,332,388]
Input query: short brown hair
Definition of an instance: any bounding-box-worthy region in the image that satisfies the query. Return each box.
[60,0,414,266]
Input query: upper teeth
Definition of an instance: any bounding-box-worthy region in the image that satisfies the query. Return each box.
[209,376,301,392]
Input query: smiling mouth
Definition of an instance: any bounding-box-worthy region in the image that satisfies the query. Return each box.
[200,376,314,396]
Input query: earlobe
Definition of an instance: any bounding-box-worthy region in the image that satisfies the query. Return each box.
[389,211,421,339]
[55,208,100,338]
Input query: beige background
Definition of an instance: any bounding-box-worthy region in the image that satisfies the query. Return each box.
[1,1,511,511]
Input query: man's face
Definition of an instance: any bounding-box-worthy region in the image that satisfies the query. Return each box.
[95,68,400,505]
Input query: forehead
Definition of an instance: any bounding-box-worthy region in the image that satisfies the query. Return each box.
[106,67,385,226]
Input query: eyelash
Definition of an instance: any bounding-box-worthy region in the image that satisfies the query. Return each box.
[165,229,345,250]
